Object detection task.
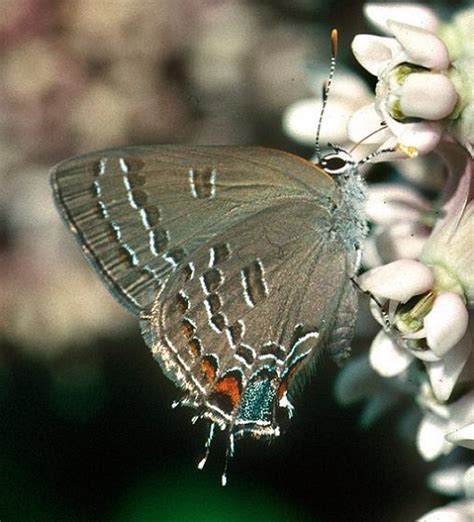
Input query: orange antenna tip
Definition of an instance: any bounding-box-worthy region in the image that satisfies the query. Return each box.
[331,29,338,58]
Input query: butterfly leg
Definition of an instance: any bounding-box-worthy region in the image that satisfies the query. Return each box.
[350,276,392,331]
[197,422,216,470]
[221,432,235,487]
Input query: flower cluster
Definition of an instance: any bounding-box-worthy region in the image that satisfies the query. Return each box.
[286,3,473,520]
[349,3,474,159]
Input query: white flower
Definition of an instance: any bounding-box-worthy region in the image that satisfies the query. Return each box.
[428,465,473,497]
[465,467,474,498]
[349,4,473,158]
[364,4,440,33]
[441,8,474,152]
[440,7,474,62]
[360,259,472,402]
[416,385,474,460]
[334,353,412,428]
[360,139,474,402]
[421,142,474,307]
[283,67,373,147]
[417,499,474,522]
[363,182,432,267]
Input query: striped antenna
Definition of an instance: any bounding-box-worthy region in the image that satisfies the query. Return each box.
[357,146,396,166]
[349,121,388,154]
[314,29,338,160]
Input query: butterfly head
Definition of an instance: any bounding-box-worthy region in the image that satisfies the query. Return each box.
[317,148,355,179]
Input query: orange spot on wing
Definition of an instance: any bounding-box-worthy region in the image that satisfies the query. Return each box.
[188,338,201,357]
[278,361,302,400]
[180,320,194,338]
[277,380,288,401]
[213,376,242,409]
[200,358,216,383]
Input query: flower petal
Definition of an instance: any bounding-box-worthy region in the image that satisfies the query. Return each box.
[360,391,399,428]
[416,381,450,419]
[425,330,472,401]
[410,348,441,363]
[368,221,429,265]
[400,73,458,120]
[388,119,444,156]
[463,466,474,498]
[417,411,452,461]
[366,183,430,224]
[364,3,439,33]
[306,67,371,101]
[369,330,413,376]
[347,103,391,143]
[417,501,474,522]
[360,259,434,301]
[428,466,469,496]
[421,142,474,306]
[372,135,413,161]
[334,354,381,405]
[387,20,450,69]
[448,389,474,427]
[282,98,322,144]
[362,236,384,268]
[352,34,402,76]
[282,98,354,145]
[424,293,469,357]
[446,422,474,449]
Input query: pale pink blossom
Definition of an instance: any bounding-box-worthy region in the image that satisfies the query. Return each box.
[360,140,474,402]
[364,3,439,33]
[428,465,472,497]
[421,141,474,307]
[334,353,407,428]
[363,183,432,267]
[416,387,474,461]
[283,68,373,146]
[417,500,474,522]
[360,259,472,401]
[349,4,473,158]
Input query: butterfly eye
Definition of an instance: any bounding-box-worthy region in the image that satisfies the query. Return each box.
[319,154,349,174]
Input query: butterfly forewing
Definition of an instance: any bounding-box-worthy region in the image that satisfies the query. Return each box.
[51,145,356,437]
[51,146,336,315]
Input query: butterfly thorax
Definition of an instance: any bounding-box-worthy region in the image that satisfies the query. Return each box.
[318,151,368,254]
[333,168,368,250]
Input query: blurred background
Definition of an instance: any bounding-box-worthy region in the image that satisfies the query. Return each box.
[0,1,463,521]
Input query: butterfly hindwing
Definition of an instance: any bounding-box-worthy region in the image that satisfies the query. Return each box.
[138,187,354,436]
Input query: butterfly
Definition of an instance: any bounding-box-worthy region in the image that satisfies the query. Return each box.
[50,30,385,484]
[51,143,367,469]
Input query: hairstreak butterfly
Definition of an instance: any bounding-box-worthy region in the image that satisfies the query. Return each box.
[50,30,387,484]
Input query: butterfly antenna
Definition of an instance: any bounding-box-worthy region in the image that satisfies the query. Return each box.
[349,122,388,154]
[357,146,397,166]
[314,28,338,160]
[197,422,216,470]
[221,433,235,487]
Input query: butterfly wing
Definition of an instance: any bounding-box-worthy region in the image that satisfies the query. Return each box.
[51,146,336,314]
[51,145,357,437]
